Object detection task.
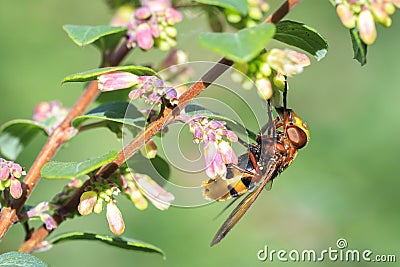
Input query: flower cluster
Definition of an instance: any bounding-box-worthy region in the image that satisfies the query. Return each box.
[126,0,183,50]
[33,101,70,135]
[25,179,82,231]
[78,182,125,235]
[0,158,26,199]
[98,73,178,107]
[225,0,269,28]
[121,172,174,211]
[231,49,310,100]
[129,76,178,106]
[77,170,174,235]
[334,0,400,44]
[26,202,57,231]
[180,115,238,178]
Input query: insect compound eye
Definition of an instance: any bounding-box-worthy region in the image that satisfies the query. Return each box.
[286,125,308,149]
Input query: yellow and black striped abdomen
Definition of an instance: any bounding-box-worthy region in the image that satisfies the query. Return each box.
[202,169,256,201]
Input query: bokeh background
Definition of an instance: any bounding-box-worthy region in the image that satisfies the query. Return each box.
[1,1,400,266]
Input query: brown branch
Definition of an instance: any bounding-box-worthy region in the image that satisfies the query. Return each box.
[264,0,301,24]
[18,0,301,253]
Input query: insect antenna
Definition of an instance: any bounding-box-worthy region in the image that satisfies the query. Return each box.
[283,75,288,110]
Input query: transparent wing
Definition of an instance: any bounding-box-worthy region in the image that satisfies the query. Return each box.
[210,164,278,246]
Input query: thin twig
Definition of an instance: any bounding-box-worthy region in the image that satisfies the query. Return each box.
[18,0,301,253]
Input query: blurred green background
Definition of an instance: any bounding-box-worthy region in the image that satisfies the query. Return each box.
[1,1,400,266]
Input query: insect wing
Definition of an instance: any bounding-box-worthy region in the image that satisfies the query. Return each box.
[210,165,278,246]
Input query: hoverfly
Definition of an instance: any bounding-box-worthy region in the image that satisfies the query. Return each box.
[202,86,310,246]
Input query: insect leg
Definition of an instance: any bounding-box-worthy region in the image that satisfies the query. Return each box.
[226,163,255,176]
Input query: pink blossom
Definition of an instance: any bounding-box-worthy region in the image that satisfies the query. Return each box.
[267,49,310,77]
[128,76,178,106]
[27,202,50,218]
[33,101,70,134]
[183,115,238,178]
[98,72,140,92]
[204,141,226,178]
[132,173,174,210]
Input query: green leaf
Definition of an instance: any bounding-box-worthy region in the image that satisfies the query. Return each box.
[350,28,367,66]
[72,102,145,136]
[96,87,131,104]
[0,251,47,267]
[49,232,164,257]
[0,120,48,160]
[63,25,127,51]
[274,20,328,61]
[41,151,118,179]
[199,24,276,63]
[62,65,157,84]
[151,155,170,181]
[194,0,248,15]
[184,104,257,142]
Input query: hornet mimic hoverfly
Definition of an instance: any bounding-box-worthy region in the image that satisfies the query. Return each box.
[202,86,310,246]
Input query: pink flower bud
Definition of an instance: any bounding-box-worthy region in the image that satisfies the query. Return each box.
[41,214,57,230]
[33,102,52,122]
[357,9,377,45]
[136,23,154,50]
[135,6,152,20]
[106,201,125,235]
[370,3,391,27]
[165,8,183,25]
[336,3,356,28]
[98,72,140,92]
[11,163,25,178]
[256,78,273,100]
[27,202,50,217]
[0,166,10,181]
[128,88,144,99]
[10,178,22,199]
[78,191,97,216]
